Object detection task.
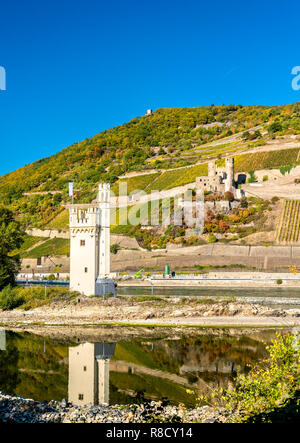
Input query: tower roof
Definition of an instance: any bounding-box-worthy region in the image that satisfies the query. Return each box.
[95,342,116,360]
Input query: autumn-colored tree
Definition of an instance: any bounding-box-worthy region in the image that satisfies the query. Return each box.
[219,220,230,233]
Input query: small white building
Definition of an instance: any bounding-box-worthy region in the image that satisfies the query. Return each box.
[69,183,116,296]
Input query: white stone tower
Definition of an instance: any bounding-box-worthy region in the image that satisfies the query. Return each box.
[69,183,116,296]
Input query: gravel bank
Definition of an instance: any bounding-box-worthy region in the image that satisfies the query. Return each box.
[0,393,230,423]
[1,297,300,328]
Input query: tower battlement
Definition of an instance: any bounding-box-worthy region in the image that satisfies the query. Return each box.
[69,207,101,229]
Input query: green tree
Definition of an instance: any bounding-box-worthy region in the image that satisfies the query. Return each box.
[268,121,283,134]
[0,207,25,290]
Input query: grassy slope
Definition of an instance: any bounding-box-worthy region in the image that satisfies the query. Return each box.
[9,234,45,256]
[21,238,70,258]
[47,210,69,229]
[111,172,160,195]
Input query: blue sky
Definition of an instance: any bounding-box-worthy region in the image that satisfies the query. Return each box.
[0,0,299,175]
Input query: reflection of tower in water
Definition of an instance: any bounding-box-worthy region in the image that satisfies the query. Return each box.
[0,329,6,351]
[68,342,116,406]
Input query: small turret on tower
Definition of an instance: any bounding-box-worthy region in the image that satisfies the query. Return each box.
[97,183,111,278]
[97,183,110,203]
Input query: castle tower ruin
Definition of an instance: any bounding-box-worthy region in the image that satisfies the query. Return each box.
[208,161,217,177]
[224,157,235,193]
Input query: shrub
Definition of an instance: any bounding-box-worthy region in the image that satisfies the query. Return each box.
[0,285,25,310]
[271,196,280,203]
[0,286,79,310]
[276,279,283,285]
[280,165,293,176]
[268,121,283,134]
[110,244,120,255]
[247,170,257,183]
[208,233,217,243]
[242,131,251,140]
[240,197,248,208]
[188,334,300,423]
[263,175,268,181]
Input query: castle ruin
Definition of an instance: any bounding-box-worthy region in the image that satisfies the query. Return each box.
[196,158,242,198]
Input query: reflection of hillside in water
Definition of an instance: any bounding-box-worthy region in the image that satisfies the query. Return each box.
[109,334,271,406]
[0,330,280,407]
[0,331,68,401]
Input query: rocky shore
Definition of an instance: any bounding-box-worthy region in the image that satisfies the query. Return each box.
[1,296,300,328]
[0,392,230,423]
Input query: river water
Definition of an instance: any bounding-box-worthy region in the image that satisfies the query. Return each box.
[0,327,293,407]
[118,286,300,309]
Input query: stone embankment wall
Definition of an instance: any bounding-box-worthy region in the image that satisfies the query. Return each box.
[111,243,300,272]
[21,242,300,274]
[20,255,70,274]
[26,228,70,239]
[20,234,140,273]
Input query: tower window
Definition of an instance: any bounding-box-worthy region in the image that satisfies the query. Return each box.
[80,240,85,246]
[84,267,88,273]
[83,366,87,371]
[78,394,84,400]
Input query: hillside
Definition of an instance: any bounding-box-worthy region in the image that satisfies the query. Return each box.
[1,103,300,229]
